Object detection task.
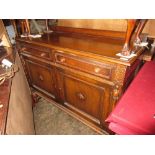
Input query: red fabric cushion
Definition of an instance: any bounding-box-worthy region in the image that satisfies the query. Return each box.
[106,61,155,135]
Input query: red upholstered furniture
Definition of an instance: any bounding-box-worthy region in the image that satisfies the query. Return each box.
[106,61,155,135]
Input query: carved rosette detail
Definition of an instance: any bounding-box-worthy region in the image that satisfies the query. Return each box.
[110,84,122,111]
[112,85,120,101]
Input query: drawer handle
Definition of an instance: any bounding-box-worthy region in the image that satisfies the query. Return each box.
[39,75,44,81]
[40,53,46,57]
[76,92,86,101]
[0,104,3,109]
[20,47,26,52]
[60,57,66,63]
[0,101,3,109]
[94,67,101,73]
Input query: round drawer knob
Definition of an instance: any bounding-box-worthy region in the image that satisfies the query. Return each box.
[94,67,101,73]
[40,53,46,57]
[20,47,26,52]
[0,101,3,109]
[0,104,3,109]
[39,75,44,81]
[60,57,66,63]
[77,92,86,101]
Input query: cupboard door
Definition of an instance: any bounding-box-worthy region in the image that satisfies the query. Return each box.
[56,70,112,125]
[25,58,56,99]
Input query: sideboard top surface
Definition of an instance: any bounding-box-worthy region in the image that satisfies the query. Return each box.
[16,31,144,66]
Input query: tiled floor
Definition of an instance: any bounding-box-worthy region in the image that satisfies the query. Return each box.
[33,98,106,135]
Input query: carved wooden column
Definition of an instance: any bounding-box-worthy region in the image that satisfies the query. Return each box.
[109,64,128,114]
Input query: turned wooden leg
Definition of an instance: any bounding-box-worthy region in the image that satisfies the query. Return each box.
[122,19,138,56]
[134,19,148,44]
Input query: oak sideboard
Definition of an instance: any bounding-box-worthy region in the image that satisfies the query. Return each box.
[16,28,147,133]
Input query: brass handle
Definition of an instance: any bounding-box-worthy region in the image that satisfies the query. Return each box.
[40,53,46,57]
[0,104,3,109]
[77,92,85,101]
[94,67,101,73]
[60,57,66,63]
[39,75,44,81]
[20,47,26,52]
[0,101,3,109]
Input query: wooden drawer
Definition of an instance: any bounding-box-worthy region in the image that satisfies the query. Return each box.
[55,52,113,79]
[19,43,52,60]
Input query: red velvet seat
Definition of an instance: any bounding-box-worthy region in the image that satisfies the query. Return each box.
[106,61,155,135]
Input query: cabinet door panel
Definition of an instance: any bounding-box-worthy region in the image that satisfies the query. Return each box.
[64,76,104,120]
[25,59,56,98]
[56,68,113,126]
[56,69,112,125]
